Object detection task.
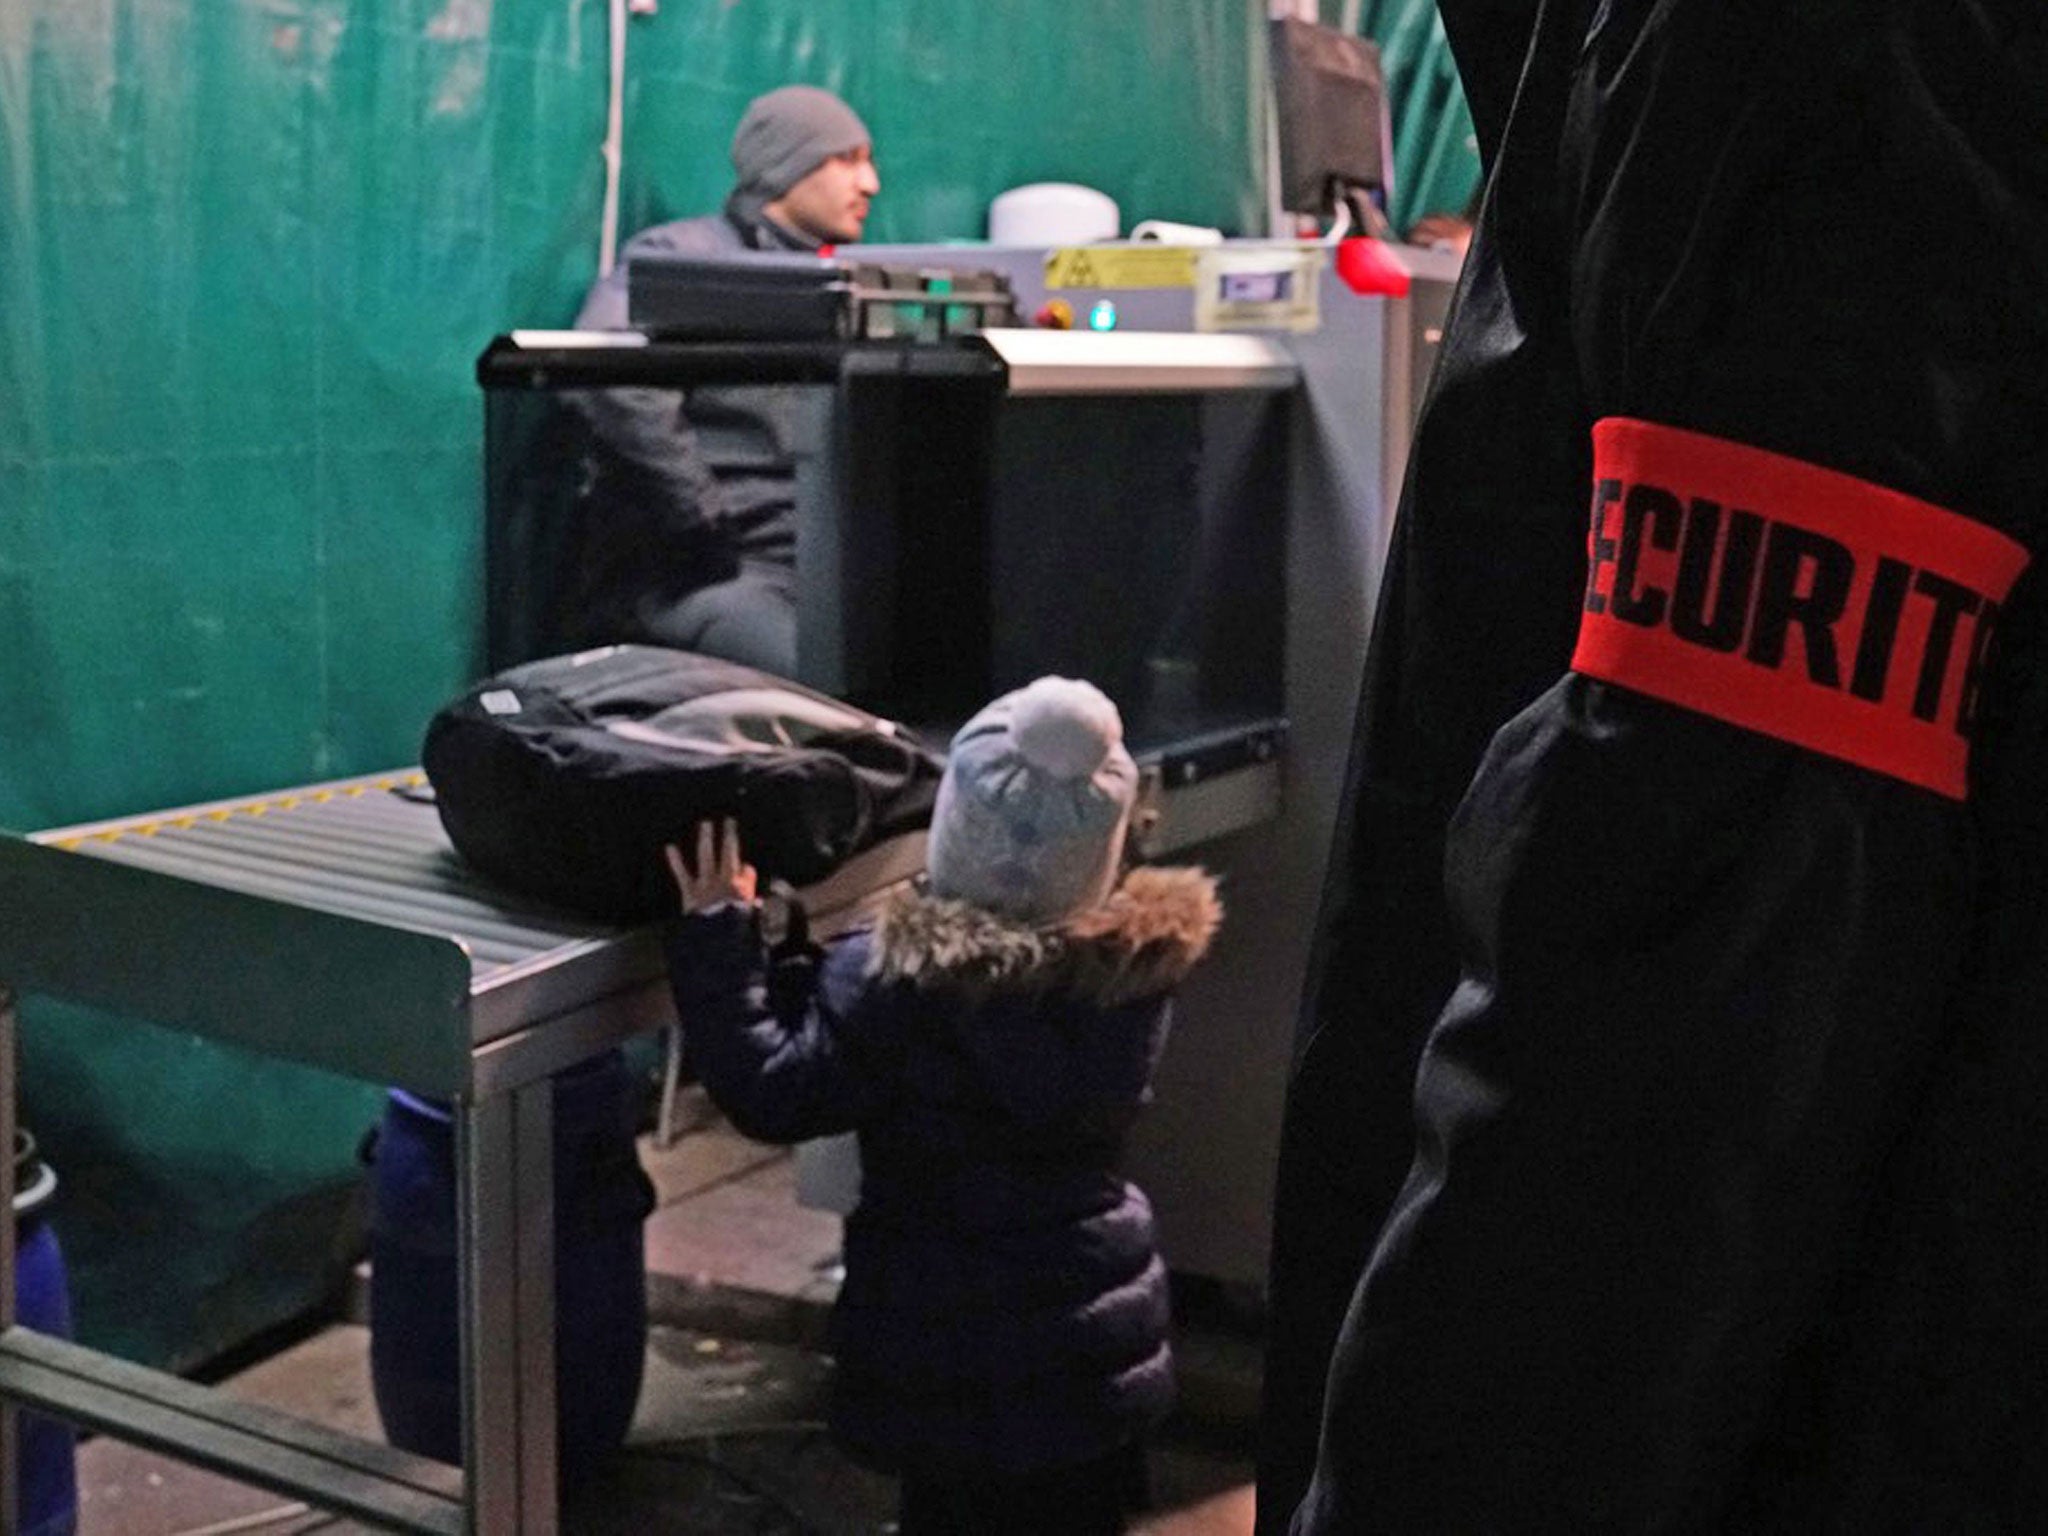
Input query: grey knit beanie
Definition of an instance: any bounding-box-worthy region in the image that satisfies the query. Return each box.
[729,85,871,200]
[926,677,1139,925]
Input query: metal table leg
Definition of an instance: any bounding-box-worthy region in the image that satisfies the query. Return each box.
[1,987,18,1536]
[458,1077,558,1534]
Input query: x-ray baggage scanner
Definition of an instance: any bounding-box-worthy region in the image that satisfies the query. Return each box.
[477,234,1459,1286]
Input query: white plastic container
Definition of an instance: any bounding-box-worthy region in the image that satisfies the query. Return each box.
[988,182,1121,246]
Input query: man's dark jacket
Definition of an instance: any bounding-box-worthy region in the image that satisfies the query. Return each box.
[557,201,813,651]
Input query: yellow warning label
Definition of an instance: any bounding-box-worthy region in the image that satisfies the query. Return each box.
[1043,246,1199,291]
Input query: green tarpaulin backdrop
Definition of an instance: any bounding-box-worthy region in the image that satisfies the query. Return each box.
[1,0,1472,1369]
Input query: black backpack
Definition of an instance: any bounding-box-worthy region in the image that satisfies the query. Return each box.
[422,646,943,922]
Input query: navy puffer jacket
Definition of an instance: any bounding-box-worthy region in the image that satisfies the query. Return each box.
[666,865,1221,1477]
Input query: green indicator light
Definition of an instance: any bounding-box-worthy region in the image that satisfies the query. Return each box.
[1088,300,1118,331]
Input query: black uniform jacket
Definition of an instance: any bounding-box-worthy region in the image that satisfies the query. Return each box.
[1263,2,2048,1530]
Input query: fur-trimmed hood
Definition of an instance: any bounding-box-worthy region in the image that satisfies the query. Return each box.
[867,865,1222,1007]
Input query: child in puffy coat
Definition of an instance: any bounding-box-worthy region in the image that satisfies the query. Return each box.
[663,676,1221,1535]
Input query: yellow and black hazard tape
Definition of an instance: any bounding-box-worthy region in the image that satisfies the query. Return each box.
[52,772,430,850]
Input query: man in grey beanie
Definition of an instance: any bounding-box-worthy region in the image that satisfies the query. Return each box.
[724,84,879,248]
[580,81,878,318]
[559,85,880,676]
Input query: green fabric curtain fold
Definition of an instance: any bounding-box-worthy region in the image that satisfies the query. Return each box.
[1345,0,1481,233]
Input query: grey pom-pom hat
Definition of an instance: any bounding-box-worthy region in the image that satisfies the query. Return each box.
[925,677,1139,926]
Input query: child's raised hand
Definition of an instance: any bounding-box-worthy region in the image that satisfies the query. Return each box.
[664,819,759,914]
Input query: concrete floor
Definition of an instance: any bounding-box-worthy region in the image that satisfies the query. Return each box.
[63,1087,1261,1534]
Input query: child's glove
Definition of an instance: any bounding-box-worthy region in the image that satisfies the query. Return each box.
[766,891,823,1026]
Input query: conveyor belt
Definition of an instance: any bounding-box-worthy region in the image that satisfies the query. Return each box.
[39,772,611,969]
[0,767,926,1098]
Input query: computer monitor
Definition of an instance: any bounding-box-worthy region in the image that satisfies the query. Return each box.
[1269,17,1395,235]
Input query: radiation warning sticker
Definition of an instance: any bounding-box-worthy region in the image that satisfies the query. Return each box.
[1043,245,1199,290]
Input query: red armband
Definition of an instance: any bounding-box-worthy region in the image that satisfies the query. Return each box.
[1572,417,2029,799]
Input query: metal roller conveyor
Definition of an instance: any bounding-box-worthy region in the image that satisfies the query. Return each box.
[0,768,926,1535]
